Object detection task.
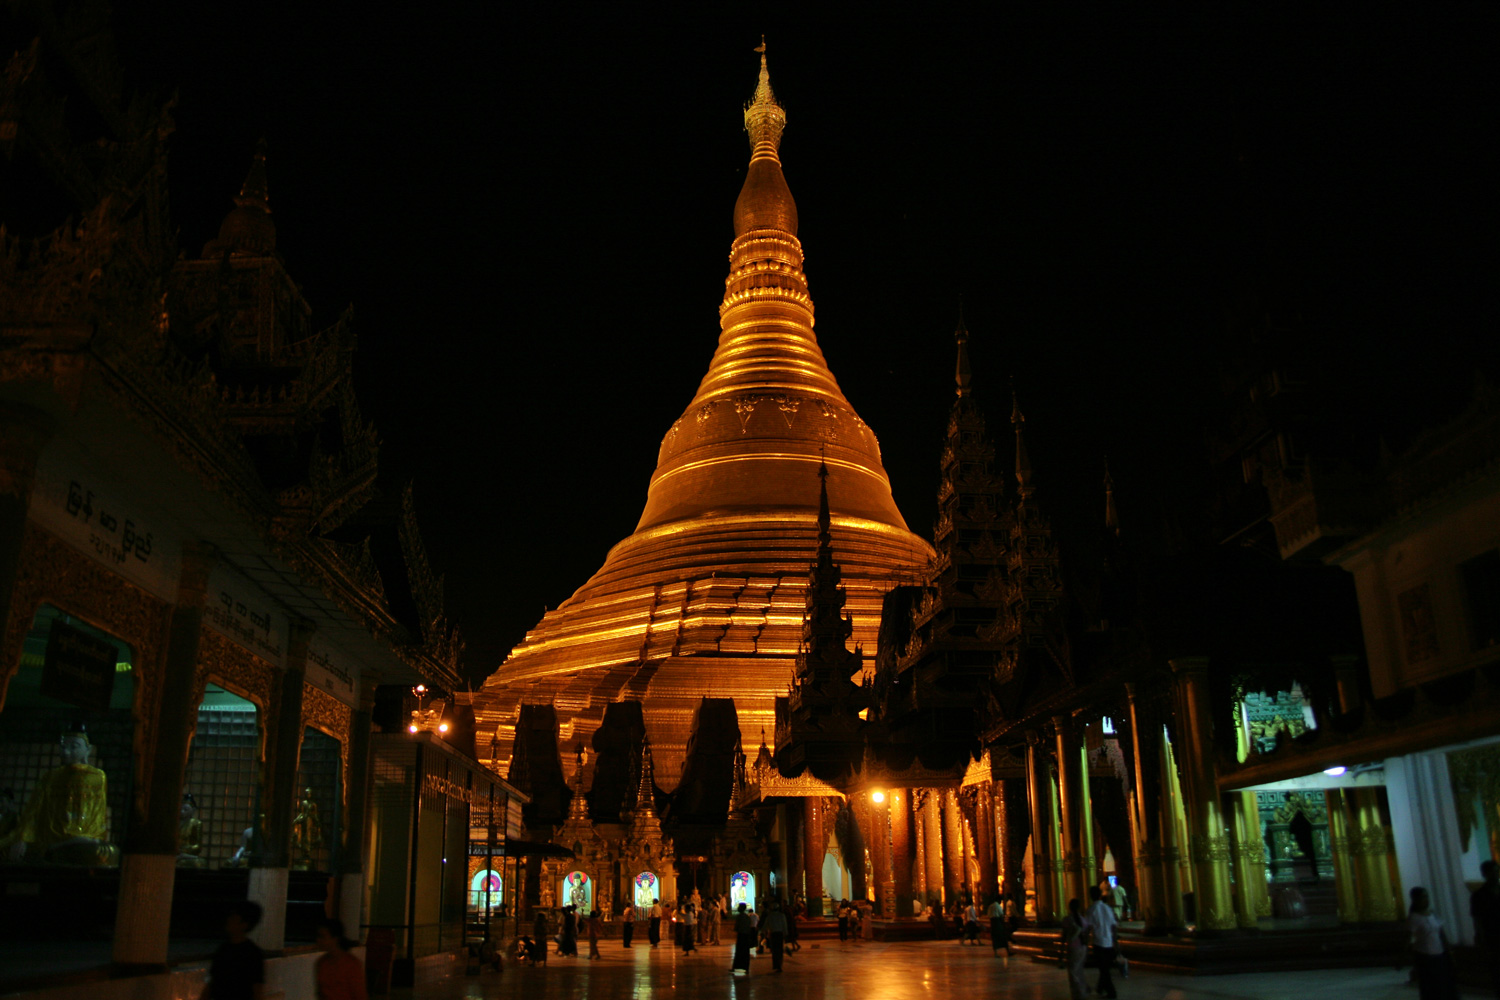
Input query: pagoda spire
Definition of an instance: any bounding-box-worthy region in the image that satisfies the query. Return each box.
[955,311,973,399]
[1104,459,1120,537]
[1012,388,1034,500]
[744,36,787,163]
[202,138,276,258]
[633,737,657,816]
[733,39,797,237]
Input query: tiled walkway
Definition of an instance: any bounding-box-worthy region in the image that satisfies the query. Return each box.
[394,939,1432,999]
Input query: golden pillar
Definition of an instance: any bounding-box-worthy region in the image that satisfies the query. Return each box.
[869,795,892,914]
[1054,716,1096,905]
[1324,790,1361,923]
[1125,684,1170,933]
[923,790,947,906]
[974,784,998,902]
[1229,791,1269,929]
[1025,731,1063,922]
[804,797,827,916]
[890,789,914,917]
[1168,658,1236,932]
[941,789,964,903]
[1349,788,1400,922]
[1158,730,1189,930]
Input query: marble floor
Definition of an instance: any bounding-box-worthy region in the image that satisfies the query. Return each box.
[393,939,1437,999]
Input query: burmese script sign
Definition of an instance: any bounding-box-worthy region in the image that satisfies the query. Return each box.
[306,639,358,706]
[41,620,117,711]
[29,449,181,602]
[204,566,287,667]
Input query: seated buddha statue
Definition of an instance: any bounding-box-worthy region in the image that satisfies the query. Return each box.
[2,724,118,865]
[178,792,206,868]
[290,788,322,870]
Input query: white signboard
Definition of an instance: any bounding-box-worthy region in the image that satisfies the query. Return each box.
[28,448,181,602]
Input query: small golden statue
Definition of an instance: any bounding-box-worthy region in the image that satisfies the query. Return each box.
[177,792,206,868]
[290,787,322,870]
[1,723,118,865]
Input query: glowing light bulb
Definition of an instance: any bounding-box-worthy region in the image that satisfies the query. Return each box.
[871,790,885,804]
[1323,766,1347,777]
[439,723,450,733]
[408,724,418,733]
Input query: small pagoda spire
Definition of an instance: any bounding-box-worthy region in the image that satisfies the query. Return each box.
[955,311,972,399]
[634,737,657,815]
[202,138,276,258]
[817,451,832,553]
[1103,459,1120,537]
[1012,387,1034,500]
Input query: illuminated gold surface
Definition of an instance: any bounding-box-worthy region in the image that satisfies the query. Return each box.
[477,51,933,784]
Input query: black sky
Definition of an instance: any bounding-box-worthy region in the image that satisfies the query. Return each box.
[110,5,1497,683]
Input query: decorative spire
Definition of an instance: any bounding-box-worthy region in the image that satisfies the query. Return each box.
[1012,387,1033,499]
[817,451,832,552]
[955,311,972,398]
[1104,459,1120,537]
[744,36,787,159]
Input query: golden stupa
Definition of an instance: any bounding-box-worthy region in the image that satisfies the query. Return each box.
[477,49,934,789]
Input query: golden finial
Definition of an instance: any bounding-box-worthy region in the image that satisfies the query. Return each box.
[744,36,786,156]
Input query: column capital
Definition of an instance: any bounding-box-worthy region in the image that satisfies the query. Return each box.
[1168,656,1210,677]
[284,616,316,670]
[176,541,219,604]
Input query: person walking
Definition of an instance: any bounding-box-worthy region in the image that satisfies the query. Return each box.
[710,895,722,945]
[764,899,788,973]
[963,899,981,945]
[1060,899,1092,1000]
[532,909,549,966]
[988,894,1012,963]
[837,899,850,942]
[312,918,367,1000]
[732,902,756,976]
[199,901,265,1000]
[1409,887,1460,1000]
[622,902,634,947]
[681,897,698,954]
[587,909,602,960]
[1471,860,1500,997]
[560,905,580,957]
[649,897,662,947]
[1086,886,1120,999]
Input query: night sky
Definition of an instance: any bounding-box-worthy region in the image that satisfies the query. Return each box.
[109,6,1496,683]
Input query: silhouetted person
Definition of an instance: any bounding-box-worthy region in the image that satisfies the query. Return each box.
[532,910,548,965]
[200,901,265,1000]
[313,918,366,1000]
[1060,898,1091,1000]
[1470,860,1500,997]
[732,902,755,976]
[622,902,635,947]
[764,899,788,973]
[649,897,662,947]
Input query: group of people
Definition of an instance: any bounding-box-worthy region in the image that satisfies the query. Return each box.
[198,901,366,1000]
[835,899,870,941]
[731,897,794,975]
[1058,886,1129,1000]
